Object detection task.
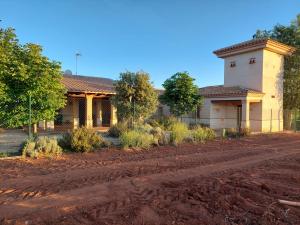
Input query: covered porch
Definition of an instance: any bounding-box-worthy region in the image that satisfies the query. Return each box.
[209,97,263,132]
[37,74,118,132]
[38,92,117,132]
[61,92,117,130]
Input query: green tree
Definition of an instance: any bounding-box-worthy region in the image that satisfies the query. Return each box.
[253,14,300,110]
[159,72,203,118]
[112,71,158,122]
[0,27,66,128]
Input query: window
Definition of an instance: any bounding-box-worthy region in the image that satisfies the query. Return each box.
[249,58,256,64]
[230,61,236,67]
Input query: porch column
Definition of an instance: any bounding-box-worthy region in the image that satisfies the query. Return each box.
[241,100,250,129]
[46,120,54,130]
[33,123,37,134]
[38,120,46,130]
[72,98,79,129]
[86,95,94,128]
[110,102,117,126]
[96,100,102,127]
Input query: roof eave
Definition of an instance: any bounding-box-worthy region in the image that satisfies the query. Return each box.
[66,90,116,95]
[203,92,265,99]
[213,39,296,58]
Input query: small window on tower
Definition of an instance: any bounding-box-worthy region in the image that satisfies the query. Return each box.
[230,61,236,67]
[249,58,256,64]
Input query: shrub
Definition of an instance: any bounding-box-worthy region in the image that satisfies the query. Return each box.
[146,118,161,128]
[150,126,171,146]
[147,116,178,130]
[0,152,8,158]
[108,122,128,137]
[240,128,250,136]
[134,123,153,133]
[22,136,62,158]
[169,122,190,145]
[192,126,216,143]
[189,123,209,130]
[225,128,250,138]
[59,127,107,153]
[120,130,155,149]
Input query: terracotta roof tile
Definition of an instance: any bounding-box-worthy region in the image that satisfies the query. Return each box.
[199,85,264,98]
[61,75,263,98]
[62,74,115,93]
[213,38,295,58]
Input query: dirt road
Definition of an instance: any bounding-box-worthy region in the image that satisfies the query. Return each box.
[0,133,300,225]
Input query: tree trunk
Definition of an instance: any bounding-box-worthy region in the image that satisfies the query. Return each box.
[283,110,293,130]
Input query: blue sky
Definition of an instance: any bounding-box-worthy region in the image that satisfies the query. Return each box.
[0,0,299,88]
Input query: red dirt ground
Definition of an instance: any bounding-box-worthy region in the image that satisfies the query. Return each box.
[0,133,300,225]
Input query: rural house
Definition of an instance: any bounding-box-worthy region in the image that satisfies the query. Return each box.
[41,39,295,133]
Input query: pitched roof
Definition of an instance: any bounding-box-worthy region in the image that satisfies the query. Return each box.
[62,74,115,94]
[213,38,296,58]
[199,85,264,98]
[61,75,263,98]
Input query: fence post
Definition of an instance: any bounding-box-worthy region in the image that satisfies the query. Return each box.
[294,109,297,132]
[28,94,32,139]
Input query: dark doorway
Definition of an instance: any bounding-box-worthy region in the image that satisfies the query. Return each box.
[237,105,242,130]
[101,100,111,127]
[78,98,86,127]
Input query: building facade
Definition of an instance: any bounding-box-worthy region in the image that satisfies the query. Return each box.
[40,39,295,133]
[39,75,118,132]
[199,39,295,132]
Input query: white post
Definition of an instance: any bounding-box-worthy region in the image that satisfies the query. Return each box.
[241,100,250,130]
[72,98,79,129]
[110,102,117,126]
[96,100,102,127]
[85,95,94,128]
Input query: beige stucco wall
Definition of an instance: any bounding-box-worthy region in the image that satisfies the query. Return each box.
[249,102,262,132]
[223,49,284,132]
[261,50,284,132]
[155,46,284,133]
[224,50,264,91]
[198,98,211,126]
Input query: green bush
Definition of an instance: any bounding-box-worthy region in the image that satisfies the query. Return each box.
[225,128,250,138]
[59,127,107,153]
[150,126,171,146]
[108,122,128,137]
[192,126,216,143]
[134,123,153,133]
[0,152,8,158]
[146,118,161,128]
[120,130,156,149]
[147,116,178,130]
[189,123,209,130]
[22,136,62,158]
[169,122,190,145]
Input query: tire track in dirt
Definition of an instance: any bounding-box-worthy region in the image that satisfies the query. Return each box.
[1,147,299,222]
[0,147,281,204]
[1,134,299,181]
[1,137,300,205]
